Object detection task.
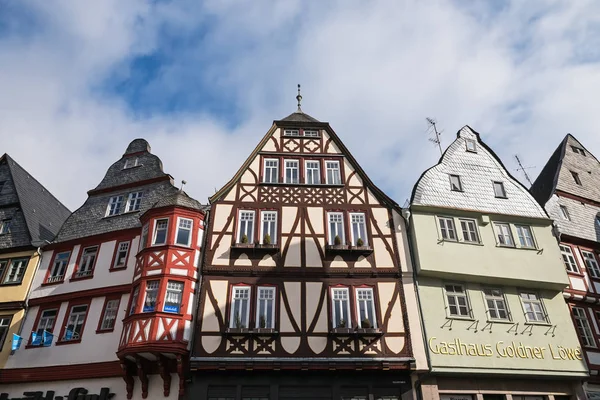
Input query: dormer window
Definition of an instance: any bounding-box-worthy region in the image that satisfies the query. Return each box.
[106,191,143,217]
[123,158,139,169]
[125,192,143,212]
[572,146,585,156]
[449,175,462,192]
[493,181,507,198]
[284,129,300,137]
[570,171,582,186]
[106,195,124,216]
[0,219,11,234]
[466,140,477,152]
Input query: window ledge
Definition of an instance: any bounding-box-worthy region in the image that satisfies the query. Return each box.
[524,321,552,327]
[231,243,280,252]
[42,279,65,286]
[496,244,516,249]
[55,339,82,346]
[438,239,483,246]
[70,274,94,282]
[445,316,475,322]
[224,328,252,336]
[325,245,373,255]
[567,271,585,277]
[108,266,127,273]
[0,281,24,287]
[486,319,513,325]
[102,210,140,220]
[96,329,115,334]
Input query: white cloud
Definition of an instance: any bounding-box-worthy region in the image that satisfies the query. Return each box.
[1,0,600,210]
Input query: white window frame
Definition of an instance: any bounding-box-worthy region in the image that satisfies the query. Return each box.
[143,280,160,313]
[229,286,251,329]
[139,223,149,251]
[49,251,70,282]
[63,304,88,341]
[113,241,130,269]
[284,159,299,184]
[305,160,321,185]
[164,281,184,313]
[459,219,479,243]
[449,175,462,191]
[493,181,507,198]
[328,212,345,245]
[0,219,11,234]
[559,205,570,221]
[465,139,477,152]
[106,195,124,217]
[0,316,11,350]
[581,250,600,278]
[331,287,351,328]
[560,244,579,273]
[283,129,300,136]
[350,212,368,246]
[237,210,255,244]
[325,161,342,185]
[519,292,548,323]
[355,288,377,328]
[444,284,471,318]
[255,286,276,329]
[263,158,279,184]
[573,307,596,348]
[123,157,139,169]
[175,217,193,247]
[515,225,535,249]
[494,223,514,247]
[129,286,140,316]
[125,191,143,212]
[438,216,457,241]
[571,170,582,185]
[3,258,28,284]
[260,211,277,245]
[36,309,57,336]
[100,299,120,330]
[152,218,169,246]
[76,246,98,277]
[304,130,319,137]
[483,288,510,321]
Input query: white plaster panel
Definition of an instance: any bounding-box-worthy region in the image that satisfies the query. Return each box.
[284,236,301,267]
[279,298,294,333]
[170,268,188,276]
[127,236,140,270]
[313,296,328,333]
[307,336,327,354]
[385,336,405,354]
[203,280,228,332]
[346,160,363,187]
[202,336,221,354]
[212,204,233,233]
[305,237,322,268]
[187,292,194,315]
[569,276,587,292]
[240,157,259,184]
[234,253,252,267]
[588,351,600,366]
[373,237,393,268]
[355,256,370,268]
[330,255,347,268]
[182,320,189,341]
[257,254,276,267]
[306,207,324,233]
[211,235,232,266]
[146,269,161,276]
[284,282,301,329]
[281,207,297,234]
[280,337,301,353]
[305,282,322,326]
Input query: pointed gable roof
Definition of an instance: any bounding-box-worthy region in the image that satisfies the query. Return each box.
[0,154,71,247]
[411,126,547,219]
[530,134,600,206]
[210,111,399,209]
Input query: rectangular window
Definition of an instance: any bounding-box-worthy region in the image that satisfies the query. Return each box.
[129,286,140,316]
[304,130,319,137]
[139,223,149,251]
[483,288,509,320]
[164,281,184,313]
[459,219,478,243]
[326,161,342,185]
[350,213,368,246]
[560,244,579,273]
[559,205,570,221]
[49,251,70,282]
[494,223,514,247]
[573,307,596,347]
[356,288,377,328]
[331,288,350,328]
[284,129,299,136]
[284,160,299,184]
[153,218,169,245]
[63,305,88,341]
[263,159,279,183]
[99,299,120,331]
[493,181,507,198]
[113,242,130,269]
[75,246,98,278]
[581,250,600,278]
[516,225,535,248]
[230,287,251,328]
[520,292,547,322]
[256,287,275,329]
[260,211,277,245]
[0,219,11,234]
[305,160,321,184]
[0,316,10,350]
[237,211,255,244]
[466,139,477,152]
[449,175,462,191]
[35,309,57,337]
[106,195,124,216]
[143,281,160,312]
[3,258,28,284]
[125,192,143,212]
[572,146,586,156]
[438,217,457,241]
[175,218,193,246]
[445,284,470,317]
[0,260,6,282]
[124,157,139,169]
[328,212,345,245]
[571,171,582,185]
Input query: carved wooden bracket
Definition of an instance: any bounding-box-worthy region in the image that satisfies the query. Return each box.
[136,357,149,399]
[120,361,135,400]
[157,354,172,397]
[176,355,186,398]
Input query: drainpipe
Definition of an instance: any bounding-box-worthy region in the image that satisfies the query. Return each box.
[401,208,433,397]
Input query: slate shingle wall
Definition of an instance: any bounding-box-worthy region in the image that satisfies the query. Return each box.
[555,136,600,203]
[0,207,31,249]
[547,195,600,243]
[0,161,19,206]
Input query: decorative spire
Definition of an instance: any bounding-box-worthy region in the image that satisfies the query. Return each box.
[296,84,303,113]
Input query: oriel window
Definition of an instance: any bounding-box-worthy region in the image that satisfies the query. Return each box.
[143,281,160,312]
[129,286,140,316]
[164,281,184,313]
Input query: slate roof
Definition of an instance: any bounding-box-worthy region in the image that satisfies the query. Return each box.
[150,191,206,212]
[53,139,184,243]
[530,134,600,206]
[0,154,71,249]
[278,111,321,124]
[411,126,547,219]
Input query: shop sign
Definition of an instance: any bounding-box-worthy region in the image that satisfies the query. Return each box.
[428,337,582,360]
[0,387,114,400]
[440,395,473,400]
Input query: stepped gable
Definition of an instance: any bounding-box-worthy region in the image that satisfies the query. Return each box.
[54,138,179,243]
[0,154,71,248]
[411,125,547,219]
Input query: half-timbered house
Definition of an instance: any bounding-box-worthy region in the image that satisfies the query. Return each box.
[188,101,427,400]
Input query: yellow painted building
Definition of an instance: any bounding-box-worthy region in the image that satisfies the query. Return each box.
[0,154,70,367]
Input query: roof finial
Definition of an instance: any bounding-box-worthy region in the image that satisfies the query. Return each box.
[296,84,303,113]
[180,180,187,192]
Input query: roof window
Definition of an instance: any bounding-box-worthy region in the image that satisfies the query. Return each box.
[466,140,477,153]
[571,146,586,156]
[449,175,463,192]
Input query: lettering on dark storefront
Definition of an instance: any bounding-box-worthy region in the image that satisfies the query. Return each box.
[0,387,114,400]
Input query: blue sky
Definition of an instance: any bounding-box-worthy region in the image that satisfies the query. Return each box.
[1,0,600,210]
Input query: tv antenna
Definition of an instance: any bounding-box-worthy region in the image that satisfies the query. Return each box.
[426,117,443,156]
[514,155,535,187]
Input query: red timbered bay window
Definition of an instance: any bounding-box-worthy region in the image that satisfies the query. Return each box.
[97,296,121,333]
[330,285,379,330]
[45,250,71,284]
[72,245,99,280]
